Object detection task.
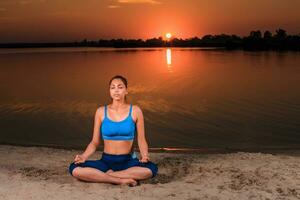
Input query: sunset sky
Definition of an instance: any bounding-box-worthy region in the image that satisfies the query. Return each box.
[0,0,299,42]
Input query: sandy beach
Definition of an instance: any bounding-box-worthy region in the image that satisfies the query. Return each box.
[0,145,300,200]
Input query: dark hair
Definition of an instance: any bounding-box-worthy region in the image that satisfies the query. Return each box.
[109,75,128,88]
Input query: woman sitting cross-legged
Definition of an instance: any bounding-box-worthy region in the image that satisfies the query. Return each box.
[68,75,158,186]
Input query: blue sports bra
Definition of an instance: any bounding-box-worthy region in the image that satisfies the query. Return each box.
[100,104,136,140]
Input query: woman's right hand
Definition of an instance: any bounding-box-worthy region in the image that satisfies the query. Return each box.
[74,154,86,164]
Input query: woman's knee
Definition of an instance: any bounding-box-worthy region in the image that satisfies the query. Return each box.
[140,162,158,178]
[69,162,107,178]
[72,167,85,178]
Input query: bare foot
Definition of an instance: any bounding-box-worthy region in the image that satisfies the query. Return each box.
[106,169,114,174]
[120,178,137,187]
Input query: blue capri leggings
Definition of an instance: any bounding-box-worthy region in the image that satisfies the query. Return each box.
[69,152,158,178]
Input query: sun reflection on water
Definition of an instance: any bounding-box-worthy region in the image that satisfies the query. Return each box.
[166,48,172,72]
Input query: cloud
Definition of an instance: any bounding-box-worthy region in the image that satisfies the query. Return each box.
[47,11,69,17]
[117,0,162,4]
[19,0,32,5]
[108,5,121,9]
[107,0,162,9]
[19,0,46,5]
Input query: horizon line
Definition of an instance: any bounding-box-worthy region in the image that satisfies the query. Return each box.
[1,28,299,44]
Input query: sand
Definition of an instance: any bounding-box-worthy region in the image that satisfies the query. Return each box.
[0,144,300,200]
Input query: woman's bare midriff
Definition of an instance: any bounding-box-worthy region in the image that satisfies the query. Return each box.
[103,140,134,154]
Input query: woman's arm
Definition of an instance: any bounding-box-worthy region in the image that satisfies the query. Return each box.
[135,105,150,162]
[80,107,103,160]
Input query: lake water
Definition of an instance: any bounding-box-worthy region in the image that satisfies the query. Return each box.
[0,47,299,151]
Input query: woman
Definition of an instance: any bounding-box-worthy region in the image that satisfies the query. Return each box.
[68,75,158,186]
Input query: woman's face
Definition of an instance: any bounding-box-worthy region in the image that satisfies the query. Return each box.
[109,78,128,101]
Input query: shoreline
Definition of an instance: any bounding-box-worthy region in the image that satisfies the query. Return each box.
[1,142,300,155]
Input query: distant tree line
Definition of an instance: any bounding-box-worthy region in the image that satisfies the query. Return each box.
[0,29,299,51]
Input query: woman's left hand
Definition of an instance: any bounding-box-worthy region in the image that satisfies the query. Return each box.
[139,155,150,163]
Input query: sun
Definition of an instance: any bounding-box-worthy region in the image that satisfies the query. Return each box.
[165,33,172,39]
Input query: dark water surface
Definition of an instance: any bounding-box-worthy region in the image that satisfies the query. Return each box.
[0,47,299,151]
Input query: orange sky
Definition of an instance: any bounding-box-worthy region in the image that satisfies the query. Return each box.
[0,0,299,42]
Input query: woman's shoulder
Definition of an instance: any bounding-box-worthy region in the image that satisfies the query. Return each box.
[97,105,105,112]
[95,105,106,119]
[132,104,143,115]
